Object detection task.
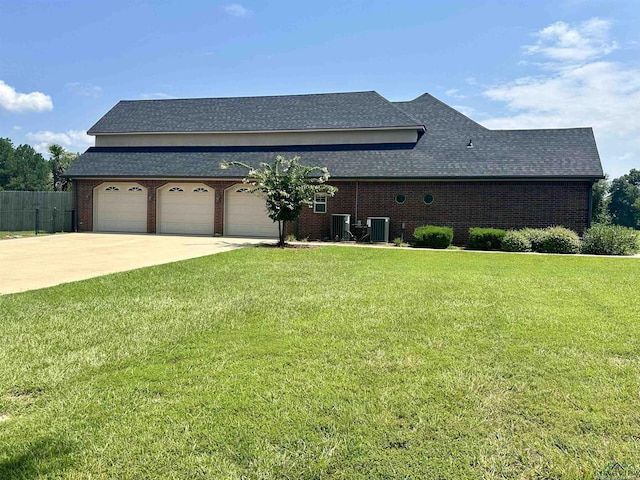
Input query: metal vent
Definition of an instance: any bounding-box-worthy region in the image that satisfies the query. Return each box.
[331,214,351,241]
[367,217,389,243]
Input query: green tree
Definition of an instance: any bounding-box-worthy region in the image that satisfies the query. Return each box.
[48,144,78,191]
[221,155,337,247]
[609,169,640,229]
[591,176,611,224]
[0,137,16,190]
[5,144,51,191]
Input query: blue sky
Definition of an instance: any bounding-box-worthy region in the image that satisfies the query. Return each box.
[1,0,639,178]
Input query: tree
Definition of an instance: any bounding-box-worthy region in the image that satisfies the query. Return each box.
[608,169,640,229]
[221,155,337,246]
[591,176,611,224]
[4,144,50,191]
[0,137,16,190]
[48,144,78,191]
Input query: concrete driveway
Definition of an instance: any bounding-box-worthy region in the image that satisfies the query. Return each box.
[0,233,267,295]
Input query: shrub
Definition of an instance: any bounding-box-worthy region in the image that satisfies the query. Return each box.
[393,237,408,247]
[538,226,581,254]
[501,230,532,252]
[413,225,454,249]
[468,228,506,250]
[581,224,640,255]
[519,228,547,252]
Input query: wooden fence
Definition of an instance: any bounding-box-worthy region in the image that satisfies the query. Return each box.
[0,191,74,232]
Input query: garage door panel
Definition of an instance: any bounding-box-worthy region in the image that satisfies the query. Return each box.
[225,185,279,237]
[94,183,147,233]
[158,183,215,235]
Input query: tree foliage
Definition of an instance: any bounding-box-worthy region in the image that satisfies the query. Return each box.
[608,169,640,229]
[0,138,16,188]
[48,144,78,191]
[0,138,51,191]
[221,155,337,246]
[591,176,611,224]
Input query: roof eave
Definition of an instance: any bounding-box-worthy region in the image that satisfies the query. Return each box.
[87,125,426,136]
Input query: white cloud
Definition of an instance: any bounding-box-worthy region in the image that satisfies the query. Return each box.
[0,80,53,113]
[445,88,465,99]
[479,18,640,177]
[224,3,250,17]
[66,82,103,97]
[140,92,174,100]
[26,130,93,155]
[524,18,618,62]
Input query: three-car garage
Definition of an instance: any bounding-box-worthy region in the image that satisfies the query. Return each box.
[92,181,277,237]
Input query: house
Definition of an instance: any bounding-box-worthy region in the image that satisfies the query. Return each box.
[65,91,604,244]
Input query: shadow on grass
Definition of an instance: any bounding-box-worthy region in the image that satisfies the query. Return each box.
[0,438,74,480]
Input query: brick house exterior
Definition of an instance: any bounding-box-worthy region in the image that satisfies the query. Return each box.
[66,91,603,245]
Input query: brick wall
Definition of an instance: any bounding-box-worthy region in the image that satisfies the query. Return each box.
[77,179,591,245]
[297,180,592,245]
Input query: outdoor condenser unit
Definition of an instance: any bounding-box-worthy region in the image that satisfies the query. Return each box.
[331,214,351,241]
[367,217,390,243]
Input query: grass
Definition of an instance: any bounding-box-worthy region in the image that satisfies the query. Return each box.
[0,247,639,479]
[0,231,51,240]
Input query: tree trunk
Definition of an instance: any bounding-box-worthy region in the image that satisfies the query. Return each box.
[278,220,285,247]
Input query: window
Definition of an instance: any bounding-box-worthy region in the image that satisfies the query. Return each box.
[313,193,327,213]
[168,187,184,192]
[236,188,250,193]
[423,194,434,205]
[105,186,120,191]
[128,186,143,192]
[193,187,209,193]
[395,194,406,205]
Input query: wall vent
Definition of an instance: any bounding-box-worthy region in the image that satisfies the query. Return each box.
[331,214,351,241]
[367,217,389,243]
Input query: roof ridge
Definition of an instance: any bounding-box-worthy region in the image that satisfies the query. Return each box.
[379,92,425,127]
[118,90,379,103]
[492,127,594,133]
[393,93,488,131]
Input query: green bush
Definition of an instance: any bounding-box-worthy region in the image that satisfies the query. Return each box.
[581,224,640,255]
[501,230,532,252]
[467,228,506,250]
[413,225,454,249]
[519,228,547,252]
[538,226,581,254]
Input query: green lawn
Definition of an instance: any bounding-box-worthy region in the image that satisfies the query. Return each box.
[0,231,51,240]
[1,247,639,479]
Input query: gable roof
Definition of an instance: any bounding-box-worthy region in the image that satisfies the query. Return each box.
[68,91,604,180]
[87,91,424,134]
[393,93,488,135]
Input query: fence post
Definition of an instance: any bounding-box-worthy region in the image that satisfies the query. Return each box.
[35,207,39,235]
[52,207,57,233]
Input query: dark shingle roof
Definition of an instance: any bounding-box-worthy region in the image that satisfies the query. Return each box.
[68,91,603,179]
[87,91,423,134]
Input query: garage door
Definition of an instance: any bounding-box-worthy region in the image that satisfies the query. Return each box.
[225,185,279,237]
[157,183,215,235]
[93,183,147,233]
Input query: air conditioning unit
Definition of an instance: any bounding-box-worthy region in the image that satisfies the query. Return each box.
[331,214,351,241]
[367,217,389,243]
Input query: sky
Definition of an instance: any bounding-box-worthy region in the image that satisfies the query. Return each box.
[1,0,639,178]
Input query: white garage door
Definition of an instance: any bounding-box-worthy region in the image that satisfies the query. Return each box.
[94,183,147,233]
[157,183,215,235]
[225,185,279,237]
